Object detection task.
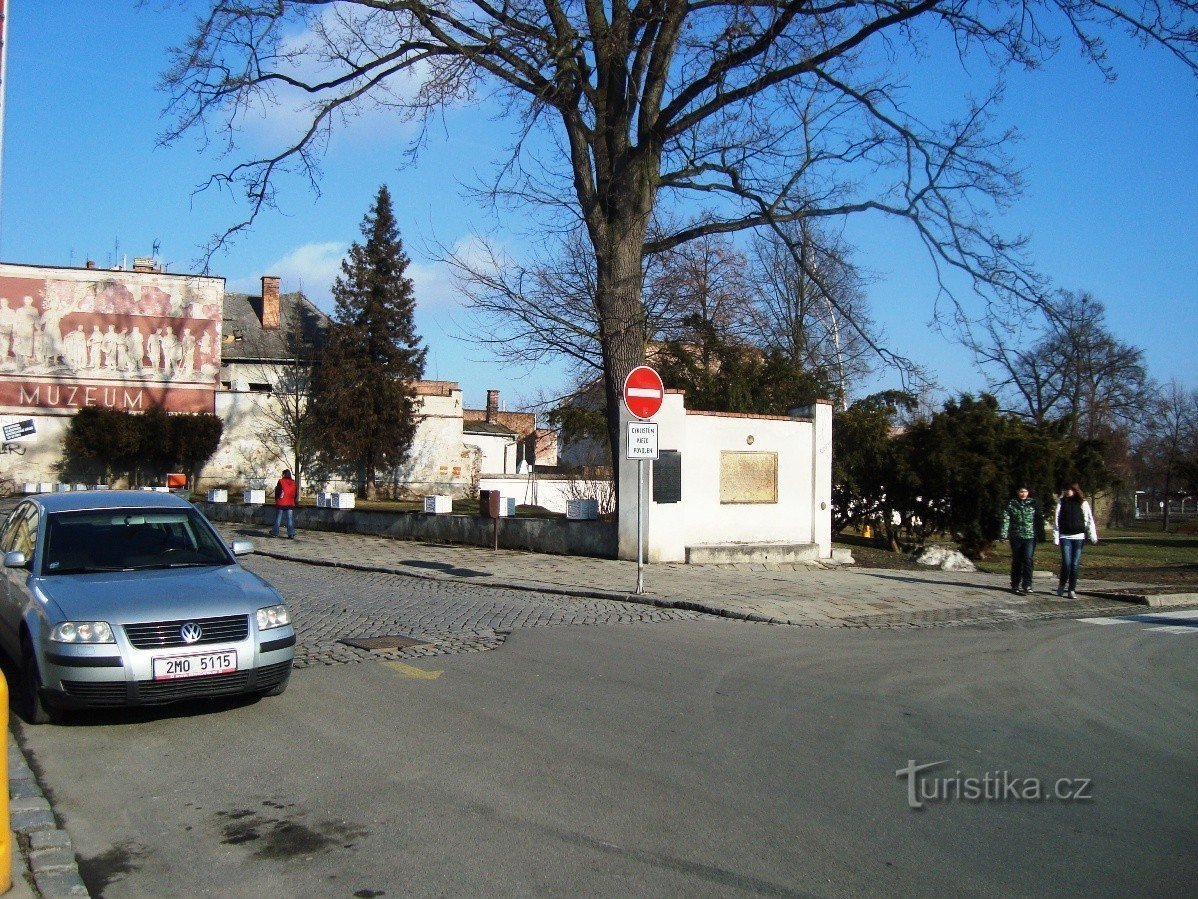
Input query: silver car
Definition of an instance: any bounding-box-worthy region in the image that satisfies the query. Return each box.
[0,491,294,723]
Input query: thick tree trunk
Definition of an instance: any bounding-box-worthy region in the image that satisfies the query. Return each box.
[585,137,660,511]
[595,218,650,507]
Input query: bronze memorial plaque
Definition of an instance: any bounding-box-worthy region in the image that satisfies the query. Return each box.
[719,451,778,504]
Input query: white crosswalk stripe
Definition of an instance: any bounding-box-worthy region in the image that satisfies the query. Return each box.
[1078,608,1198,634]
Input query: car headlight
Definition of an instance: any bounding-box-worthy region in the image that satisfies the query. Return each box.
[256,604,291,630]
[50,621,115,644]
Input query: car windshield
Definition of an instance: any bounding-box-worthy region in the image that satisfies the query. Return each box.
[41,508,233,574]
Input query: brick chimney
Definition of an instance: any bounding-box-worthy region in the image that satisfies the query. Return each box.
[486,389,500,423]
[85,260,96,269]
[260,276,281,330]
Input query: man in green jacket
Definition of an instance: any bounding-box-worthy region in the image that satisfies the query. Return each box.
[999,486,1044,595]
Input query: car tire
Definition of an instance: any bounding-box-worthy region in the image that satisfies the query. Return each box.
[19,637,57,725]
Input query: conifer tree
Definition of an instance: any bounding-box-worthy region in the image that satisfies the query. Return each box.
[310,185,427,495]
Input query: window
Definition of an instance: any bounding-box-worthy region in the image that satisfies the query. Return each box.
[42,509,232,574]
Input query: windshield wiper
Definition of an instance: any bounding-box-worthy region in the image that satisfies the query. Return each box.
[132,561,225,570]
[45,565,128,575]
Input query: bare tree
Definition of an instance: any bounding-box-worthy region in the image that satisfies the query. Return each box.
[647,233,757,342]
[969,290,1149,439]
[749,220,900,407]
[1134,380,1198,530]
[162,0,1197,500]
[445,227,685,379]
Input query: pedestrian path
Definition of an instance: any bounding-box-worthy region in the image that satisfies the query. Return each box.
[216,523,1165,628]
[1077,609,1198,634]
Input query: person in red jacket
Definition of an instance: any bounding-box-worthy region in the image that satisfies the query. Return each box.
[271,469,298,538]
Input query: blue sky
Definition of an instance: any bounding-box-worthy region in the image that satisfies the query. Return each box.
[1,2,1194,412]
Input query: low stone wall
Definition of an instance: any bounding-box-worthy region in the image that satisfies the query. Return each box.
[197,501,617,559]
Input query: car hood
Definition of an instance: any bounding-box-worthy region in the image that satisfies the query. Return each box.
[34,566,284,624]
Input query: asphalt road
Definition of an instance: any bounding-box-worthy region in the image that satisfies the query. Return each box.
[11,560,1197,898]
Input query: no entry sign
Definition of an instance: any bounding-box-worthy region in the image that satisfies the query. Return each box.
[623,366,664,420]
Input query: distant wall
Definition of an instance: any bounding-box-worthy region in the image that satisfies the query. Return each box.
[198,501,617,558]
[477,474,602,514]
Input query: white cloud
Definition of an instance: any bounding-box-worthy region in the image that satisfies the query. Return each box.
[230,234,488,314]
[230,241,346,306]
[409,259,459,311]
[410,233,507,312]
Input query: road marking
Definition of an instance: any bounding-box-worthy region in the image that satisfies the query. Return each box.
[382,660,443,680]
[1144,626,1198,635]
[1077,609,1198,634]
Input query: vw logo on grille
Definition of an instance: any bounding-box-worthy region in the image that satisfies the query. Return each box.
[180,622,203,644]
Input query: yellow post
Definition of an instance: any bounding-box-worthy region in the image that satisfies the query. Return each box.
[0,671,10,894]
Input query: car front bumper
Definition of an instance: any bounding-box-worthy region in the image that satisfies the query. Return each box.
[39,628,295,709]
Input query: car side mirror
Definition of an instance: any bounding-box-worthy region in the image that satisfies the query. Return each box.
[3,551,28,569]
[230,539,254,557]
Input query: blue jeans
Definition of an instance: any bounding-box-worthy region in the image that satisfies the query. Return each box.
[1059,538,1084,592]
[272,506,295,538]
[1009,538,1035,590]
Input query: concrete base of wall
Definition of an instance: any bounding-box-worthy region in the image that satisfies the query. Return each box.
[198,502,617,559]
[685,542,822,565]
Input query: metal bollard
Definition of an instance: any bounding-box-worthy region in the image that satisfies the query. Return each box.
[0,671,10,893]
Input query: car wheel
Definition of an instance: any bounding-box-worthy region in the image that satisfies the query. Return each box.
[19,637,56,725]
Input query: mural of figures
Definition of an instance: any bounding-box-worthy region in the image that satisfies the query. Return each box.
[12,297,37,363]
[63,325,87,370]
[128,326,144,374]
[87,326,103,370]
[101,325,119,370]
[0,263,224,415]
[146,327,161,372]
[179,328,196,376]
[160,327,179,375]
[115,328,130,371]
[40,305,63,366]
[0,299,13,364]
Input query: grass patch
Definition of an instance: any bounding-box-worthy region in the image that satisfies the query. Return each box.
[837,524,1198,586]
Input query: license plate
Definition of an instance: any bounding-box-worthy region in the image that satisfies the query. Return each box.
[153,651,237,680]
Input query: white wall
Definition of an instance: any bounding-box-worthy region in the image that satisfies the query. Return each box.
[618,392,833,562]
[201,385,479,496]
[466,431,519,475]
[394,391,475,495]
[0,414,70,486]
[477,473,609,514]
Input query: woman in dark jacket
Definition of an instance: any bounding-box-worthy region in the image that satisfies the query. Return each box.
[1053,484,1099,599]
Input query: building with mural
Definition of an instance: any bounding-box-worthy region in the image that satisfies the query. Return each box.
[0,260,224,485]
[0,261,556,496]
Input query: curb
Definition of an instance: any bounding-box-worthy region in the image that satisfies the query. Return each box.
[1083,590,1198,609]
[8,732,89,897]
[248,546,1161,628]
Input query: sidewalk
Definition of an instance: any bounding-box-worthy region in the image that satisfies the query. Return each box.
[218,523,1175,627]
[7,731,88,898]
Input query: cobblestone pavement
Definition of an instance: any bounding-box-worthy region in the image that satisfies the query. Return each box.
[241,554,703,668]
[216,522,1177,629]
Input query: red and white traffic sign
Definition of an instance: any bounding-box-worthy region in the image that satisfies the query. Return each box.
[623,366,664,420]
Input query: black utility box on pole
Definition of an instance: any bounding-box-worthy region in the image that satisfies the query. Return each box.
[478,490,501,548]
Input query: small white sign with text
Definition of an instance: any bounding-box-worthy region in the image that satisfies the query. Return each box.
[627,421,659,460]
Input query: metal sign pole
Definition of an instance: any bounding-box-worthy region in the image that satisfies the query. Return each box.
[635,457,645,594]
